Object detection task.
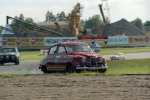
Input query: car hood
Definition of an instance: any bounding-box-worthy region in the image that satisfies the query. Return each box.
[69,52,103,58]
[0,52,16,55]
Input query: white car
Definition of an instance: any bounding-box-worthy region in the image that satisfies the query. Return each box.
[91,43,101,52]
[110,52,125,60]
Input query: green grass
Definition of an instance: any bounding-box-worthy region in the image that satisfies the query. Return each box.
[105,59,150,75]
[0,74,31,78]
[16,48,150,76]
[20,51,45,60]
[1,58,150,78]
[20,47,150,60]
[99,47,150,55]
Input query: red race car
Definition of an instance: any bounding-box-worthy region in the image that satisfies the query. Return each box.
[39,42,108,73]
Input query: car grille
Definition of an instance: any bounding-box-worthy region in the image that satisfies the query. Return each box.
[90,57,96,66]
[2,55,16,61]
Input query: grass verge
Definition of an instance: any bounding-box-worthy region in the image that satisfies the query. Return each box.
[99,47,150,55]
[1,59,149,77]
[20,47,150,60]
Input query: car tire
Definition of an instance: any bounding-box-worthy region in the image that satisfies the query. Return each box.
[67,63,75,73]
[15,60,19,65]
[42,66,48,74]
[101,69,107,73]
[76,70,81,73]
[17,60,20,65]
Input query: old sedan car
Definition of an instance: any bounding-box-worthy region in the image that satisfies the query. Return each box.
[110,52,125,60]
[39,42,108,73]
[0,46,20,65]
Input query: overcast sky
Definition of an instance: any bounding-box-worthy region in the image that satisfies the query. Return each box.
[0,0,150,26]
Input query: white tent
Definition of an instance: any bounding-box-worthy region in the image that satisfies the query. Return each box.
[1,24,15,37]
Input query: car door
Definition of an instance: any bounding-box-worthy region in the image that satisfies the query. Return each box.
[52,45,67,71]
[46,45,58,71]
[120,54,123,59]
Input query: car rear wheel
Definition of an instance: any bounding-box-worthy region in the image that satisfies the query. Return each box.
[42,66,48,74]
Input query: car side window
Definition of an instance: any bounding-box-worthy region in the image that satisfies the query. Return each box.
[57,46,66,54]
[49,46,57,54]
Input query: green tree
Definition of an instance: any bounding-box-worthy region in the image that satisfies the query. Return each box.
[11,16,20,27]
[19,14,25,21]
[11,14,35,30]
[83,15,103,29]
[131,17,143,30]
[59,11,66,21]
[24,18,35,30]
[144,20,150,26]
[45,11,55,22]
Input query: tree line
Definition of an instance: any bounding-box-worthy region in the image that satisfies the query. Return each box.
[0,11,150,34]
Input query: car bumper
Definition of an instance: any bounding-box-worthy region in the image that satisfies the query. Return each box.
[0,60,16,63]
[76,65,108,70]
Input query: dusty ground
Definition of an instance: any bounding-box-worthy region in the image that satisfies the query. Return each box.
[0,75,149,100]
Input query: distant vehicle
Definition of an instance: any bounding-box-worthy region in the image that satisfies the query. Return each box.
[0,46,20,65]
[90,43,101,52]
[110,52,125,60]
[39,42,108,73]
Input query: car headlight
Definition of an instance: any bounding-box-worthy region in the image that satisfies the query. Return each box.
[99,58,103,62]
[82,58,86,62]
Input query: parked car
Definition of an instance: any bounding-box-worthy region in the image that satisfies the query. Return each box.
[90,43,101,52]
[0,46,20,65]
[39,42,108,73]
[110,52,125,60]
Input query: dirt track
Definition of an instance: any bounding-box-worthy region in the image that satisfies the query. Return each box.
[0,75,150,100]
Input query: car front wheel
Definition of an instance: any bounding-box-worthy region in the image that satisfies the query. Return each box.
[99,69,107,73]
[66,63,75,73]
[15,60,19,65]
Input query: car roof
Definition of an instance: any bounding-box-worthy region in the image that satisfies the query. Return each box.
[56,42,88,46]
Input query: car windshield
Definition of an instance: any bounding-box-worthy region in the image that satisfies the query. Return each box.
[1,48,16,53]
[66,44,92,52]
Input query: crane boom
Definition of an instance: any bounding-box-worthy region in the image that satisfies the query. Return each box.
[6,16,63,36]
[98,4,107,26]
